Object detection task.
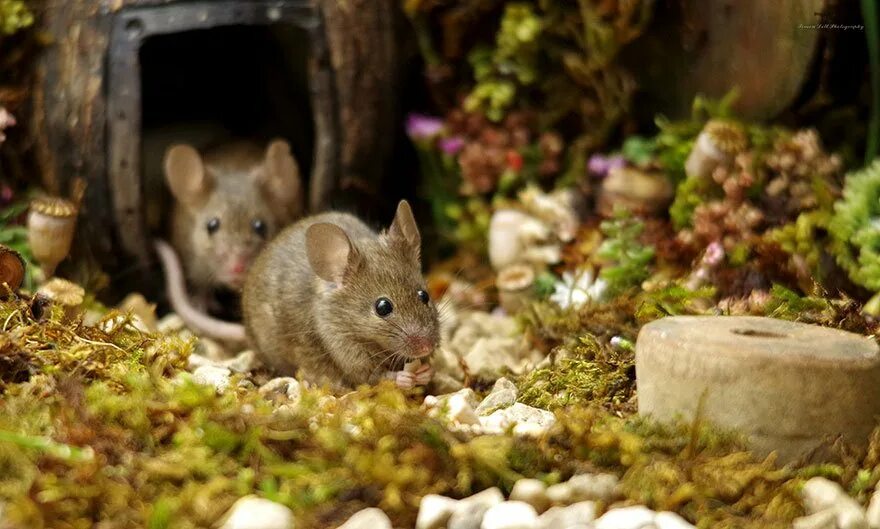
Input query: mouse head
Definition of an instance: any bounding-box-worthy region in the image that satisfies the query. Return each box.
[165,140,301,290]
[306,200,440,362]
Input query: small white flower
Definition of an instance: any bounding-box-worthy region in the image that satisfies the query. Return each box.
[549,267,608,309]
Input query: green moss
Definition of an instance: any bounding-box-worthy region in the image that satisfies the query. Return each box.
[829,159,880,291]
[518,334,634,412]
[597,212,656,298]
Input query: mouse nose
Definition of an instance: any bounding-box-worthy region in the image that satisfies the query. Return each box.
[407,335,436,358]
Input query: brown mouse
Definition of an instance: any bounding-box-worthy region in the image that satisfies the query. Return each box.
[164,139,302,312]
[242,200,438,390]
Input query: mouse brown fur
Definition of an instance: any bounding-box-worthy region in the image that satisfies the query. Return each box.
[242,201,438,389]
[165,139,302,310]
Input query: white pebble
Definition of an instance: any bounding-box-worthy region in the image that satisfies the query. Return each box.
[220,496,294,529]
[567,473,620,503]
[866,488,880,528]
[416,494,458,529]
[545,482,572,505]
[449,488,505,529]
[191,365,232,393]
[509,479,550,513]
[654,511,695,529]
[480,501,538,529]
[801,477,869,529]
[793,510,838,529]
[336,508,392,529]
[593,506,657,529]
[537,502,597,529]
[480,403,556,436]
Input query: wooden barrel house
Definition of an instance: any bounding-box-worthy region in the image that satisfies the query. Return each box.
[31,0,404,294]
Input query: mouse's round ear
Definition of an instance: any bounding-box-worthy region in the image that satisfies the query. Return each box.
[164,144,212,207]
[306,223,360,284]
[388,200,421,259]
[261,139,303,222]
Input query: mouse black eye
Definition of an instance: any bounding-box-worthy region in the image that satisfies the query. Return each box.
[417,290,429,304]
[375,297,393,317]
[252,218,267,238]
[206,217,221,235]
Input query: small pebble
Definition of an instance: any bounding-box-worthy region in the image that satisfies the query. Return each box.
[336,507,392,529]
[545,482,572,505]
[480,501,538,529]
[416,494,458,529]
[480,403,556,436]
[449,488,505,529]
[157,313,186,333]
[593,506,657,529]
[567,473,620,503]
[866,488,880,528]
[509,479,550,513]
[654,511,696,529]
[191,365,232,393]
[801,477,869,529]
[475,382,518,416]
[537,502,597,529]
[220,496,294,529]
[223,350,259,373]
[259,377,302,404]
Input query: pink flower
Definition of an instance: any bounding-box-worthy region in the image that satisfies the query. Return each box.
[406,113,444,140]
[703,241,725,267]
[439,136,465,156]
[587,154,626,177]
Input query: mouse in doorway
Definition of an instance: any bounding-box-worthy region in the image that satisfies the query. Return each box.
[162,138,303,319]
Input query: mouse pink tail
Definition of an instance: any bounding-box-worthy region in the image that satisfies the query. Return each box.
[153,239,247,343]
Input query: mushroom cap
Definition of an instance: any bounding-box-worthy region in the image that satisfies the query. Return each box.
[38,278,85,306]
[496,263,536,292]
[30,196,77,218]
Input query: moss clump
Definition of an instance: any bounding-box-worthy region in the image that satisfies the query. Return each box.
[829,159,880,292]
[518,334,634,413]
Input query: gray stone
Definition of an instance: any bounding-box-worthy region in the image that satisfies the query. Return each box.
[636,316,880,462]
[220,496,294,529]
[593,506,657,529]
[223,350,259,373]
[475,379,518,416]
[537,502,597,529]
[416,494,458,529]
[336,508,392,529]
[509,479,550,513]
[480,501,539,529]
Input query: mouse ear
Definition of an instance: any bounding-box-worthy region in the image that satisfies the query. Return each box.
[306,223,360,284]
[260,139,303,223]
[388,200,421,259]
[164,144,213,207]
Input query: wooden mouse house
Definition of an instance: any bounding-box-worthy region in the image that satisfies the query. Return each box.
[31,0,404,291]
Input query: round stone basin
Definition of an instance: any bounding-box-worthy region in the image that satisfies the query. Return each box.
[636,315,880,462]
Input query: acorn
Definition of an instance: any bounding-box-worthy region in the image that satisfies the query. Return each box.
[496,263,536,315]
[0,244,25,293]
[684,120,748,180]
[27,179,84,279]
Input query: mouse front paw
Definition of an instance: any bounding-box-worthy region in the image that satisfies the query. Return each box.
[392,370,416,390]
[414,364,434,386]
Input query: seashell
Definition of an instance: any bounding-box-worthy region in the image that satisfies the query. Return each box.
[28,196,78,279]
[496,263,535,315]
[0,244,25,292]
